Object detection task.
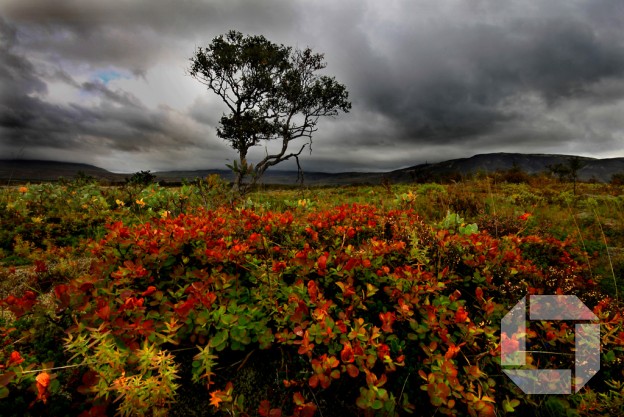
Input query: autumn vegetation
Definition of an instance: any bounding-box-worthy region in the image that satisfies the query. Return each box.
[1,172,624,416]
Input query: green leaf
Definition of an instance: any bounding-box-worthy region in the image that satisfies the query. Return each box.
[503,399,515,412]
[604,350,616,363]
[356,394,368,409]
[371,400,384,410]
[50,379,61,393]
[210,330,229,351]
[459,223,478,235]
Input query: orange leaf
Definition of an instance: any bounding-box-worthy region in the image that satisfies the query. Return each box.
[293,391,305,406]
[36,372,50,388]
[518,212,532,221]
[445,344,461,359]
[35,372,51,403]
[209,390,223,408]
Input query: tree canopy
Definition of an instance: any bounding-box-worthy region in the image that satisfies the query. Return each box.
[189,30,351,193]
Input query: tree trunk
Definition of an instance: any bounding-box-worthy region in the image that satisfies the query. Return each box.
[232,150,248,194]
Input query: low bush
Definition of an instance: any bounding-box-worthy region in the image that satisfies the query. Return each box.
[1,202,621,416]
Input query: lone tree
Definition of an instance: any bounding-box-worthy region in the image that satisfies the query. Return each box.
[548,156,586,195]
[189,30,351,193]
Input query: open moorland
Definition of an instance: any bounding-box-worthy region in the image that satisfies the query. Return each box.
[1,172,623,416]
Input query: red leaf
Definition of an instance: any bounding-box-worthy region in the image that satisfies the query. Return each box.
[317,254,327,271]
[379,311,396,333]
[293,391,306,406]
[444,343,463,359]
[78,405,108,417]
[8,351,24,365]
[272,261,287,273]
[296,331,314,356]
[518,212,532,221]
[346,364,359,378]
[259,400,271,417]
[475,287,484,301]
[34,260,48,274]
[340,342,355,363]
[141,286,157,297]
[54,285,71,307]
[174,297,197,318]
[308,374,319,388]
[454,307,469,323]
[96,301,110,321]
[299,403,317,417]
[307,280,318,303]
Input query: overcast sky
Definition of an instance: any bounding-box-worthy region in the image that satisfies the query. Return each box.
[1,0,624,173]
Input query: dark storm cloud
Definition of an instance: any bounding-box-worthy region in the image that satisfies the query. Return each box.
[3,0,295,36]
[1,0,624,172]
[2,0,298,74]
[287,0,624,169]
[0,15,219,165]
[81,81,144,108]
[336,9,624,147]
[0,17,46,98]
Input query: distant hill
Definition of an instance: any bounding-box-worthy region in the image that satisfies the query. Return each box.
[387,153,624,183]
[122,153,624,185]
[1,153,623,184]
[0,160,126,182]
[154,169,381,185]
[0,160,382,185]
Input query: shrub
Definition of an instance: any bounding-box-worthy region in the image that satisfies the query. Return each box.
[1,202,619,416]
[611,172,624,186]
[126,170,157,187]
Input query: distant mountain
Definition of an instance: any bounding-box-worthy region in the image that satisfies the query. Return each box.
[154,169,381,185]
[0,160,377,185]
[1,153,623,184]
[387,153,624,183]
[0,159,126,182]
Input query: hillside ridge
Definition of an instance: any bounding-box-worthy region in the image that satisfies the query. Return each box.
[1,153,622,184]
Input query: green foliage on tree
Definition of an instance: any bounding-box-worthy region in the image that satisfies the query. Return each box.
[126,170,156,187]
[73,171,97,185]
[189,30,351,194]
[548,157,587,195]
